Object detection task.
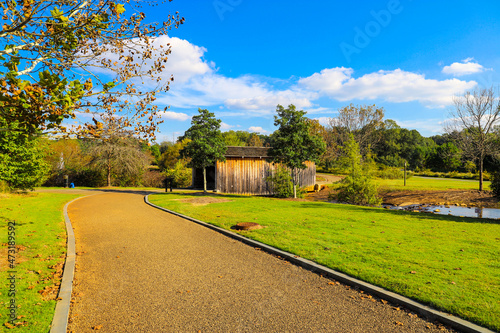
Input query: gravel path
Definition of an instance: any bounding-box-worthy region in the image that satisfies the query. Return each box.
[67,191,455,332]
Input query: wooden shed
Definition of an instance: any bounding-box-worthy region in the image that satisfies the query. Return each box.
[192,146,316,195]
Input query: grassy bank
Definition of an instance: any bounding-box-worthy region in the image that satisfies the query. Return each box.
[0,192,81,331]
[376,176,491,191]
[150,192,500,331]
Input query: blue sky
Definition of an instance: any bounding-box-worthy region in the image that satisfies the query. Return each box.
[135,0,500,142]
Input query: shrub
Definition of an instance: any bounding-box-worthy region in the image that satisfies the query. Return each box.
[375,166,413,180]
[266,165,293,198]
[74,168,107,187]
[142,169,165,188]
[336,135,382,206]
[0,180,10,193]
[164,160,192,188]
[491,172,500,198]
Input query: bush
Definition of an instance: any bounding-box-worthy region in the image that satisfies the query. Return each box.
[266,166,293,198]
[73,168,107,187]
[0,180,10,193]
[489,172,500,197]
[335,134,382,206]
[142,169,165,188]
[336,174,382,206]
[164,161,192,188]
[375,166,414,180]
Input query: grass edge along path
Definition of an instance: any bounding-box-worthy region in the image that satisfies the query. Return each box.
[0,192,82,332]
[149,192,500,332]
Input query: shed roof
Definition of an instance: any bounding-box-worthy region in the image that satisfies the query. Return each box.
[225,146,269,158]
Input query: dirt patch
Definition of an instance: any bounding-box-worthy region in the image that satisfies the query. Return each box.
[0,244,29,272]
[306,187,500,208]
[380,189,499,208]
[180,197,232,206]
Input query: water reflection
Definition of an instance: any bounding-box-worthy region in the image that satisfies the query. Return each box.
[391,204,500,220]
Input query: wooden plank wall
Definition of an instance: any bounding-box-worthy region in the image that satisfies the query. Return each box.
[216,158,316,195]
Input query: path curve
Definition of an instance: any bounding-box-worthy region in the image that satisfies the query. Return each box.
[67,191,455,332]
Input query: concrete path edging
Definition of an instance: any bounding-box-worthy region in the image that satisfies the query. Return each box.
[50,196,90,333]
[145,194,494,333]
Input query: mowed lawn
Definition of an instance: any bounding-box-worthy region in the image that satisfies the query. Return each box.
[0,192,81,331]
[150,192,500,331]
[376,176,492,191]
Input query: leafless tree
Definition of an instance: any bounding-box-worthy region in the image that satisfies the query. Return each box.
[85,113,152,186]
[327,104,385,158]
[445,87,500,191]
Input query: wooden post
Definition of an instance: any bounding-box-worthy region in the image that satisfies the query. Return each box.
[404,162,407,187]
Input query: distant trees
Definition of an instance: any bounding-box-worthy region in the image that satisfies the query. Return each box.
[268,104,326,198]
[222,130,269,147]
[445,87,500,190]
[180,109,227,192]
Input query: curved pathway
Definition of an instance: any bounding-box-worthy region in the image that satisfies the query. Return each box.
[67,191,454,332]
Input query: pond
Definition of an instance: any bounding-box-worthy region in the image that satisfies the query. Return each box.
[388,204,500,220]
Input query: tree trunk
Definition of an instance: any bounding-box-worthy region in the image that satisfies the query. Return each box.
[292,168,297,199]
[203,167,207,193]
[479,156,484,191]
[107,157,111,187]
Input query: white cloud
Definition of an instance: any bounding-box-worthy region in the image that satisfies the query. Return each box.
[442,59,488,76]
[220,122,234,130]
[394,119,445,136]
[248,126,268,134]
[299,68,477,108]
[314,117,331,127]
[158,111,191,121]
[225,90,314,111]
[162,36,213,83]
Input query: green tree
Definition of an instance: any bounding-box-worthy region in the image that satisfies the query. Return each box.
[180,109,227,192]
[158,139,191,171]
[268,104,326,198]
[222,130,247,146]
[0,119,49,190]
[437,142,462,171]
[336,134,381,206]
[44,138,89,186]
[247,133,263,147]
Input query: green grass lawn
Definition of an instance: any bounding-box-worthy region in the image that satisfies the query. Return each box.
[150,192,500,331]
[0,192,82,331]
[378,176,491,191]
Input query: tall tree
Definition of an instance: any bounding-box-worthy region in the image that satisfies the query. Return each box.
[247,133,263,147]
[180,109,227,192]
[0,0,184,138]
[336,134,381,206]
[85,114,151,187]
[268,104,326,198]
[328,104,385,156]
[445,87,500,190]
[0,119,49,190]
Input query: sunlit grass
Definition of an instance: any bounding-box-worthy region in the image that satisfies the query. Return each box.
[0,192,81,331]
[375,176,491,191]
